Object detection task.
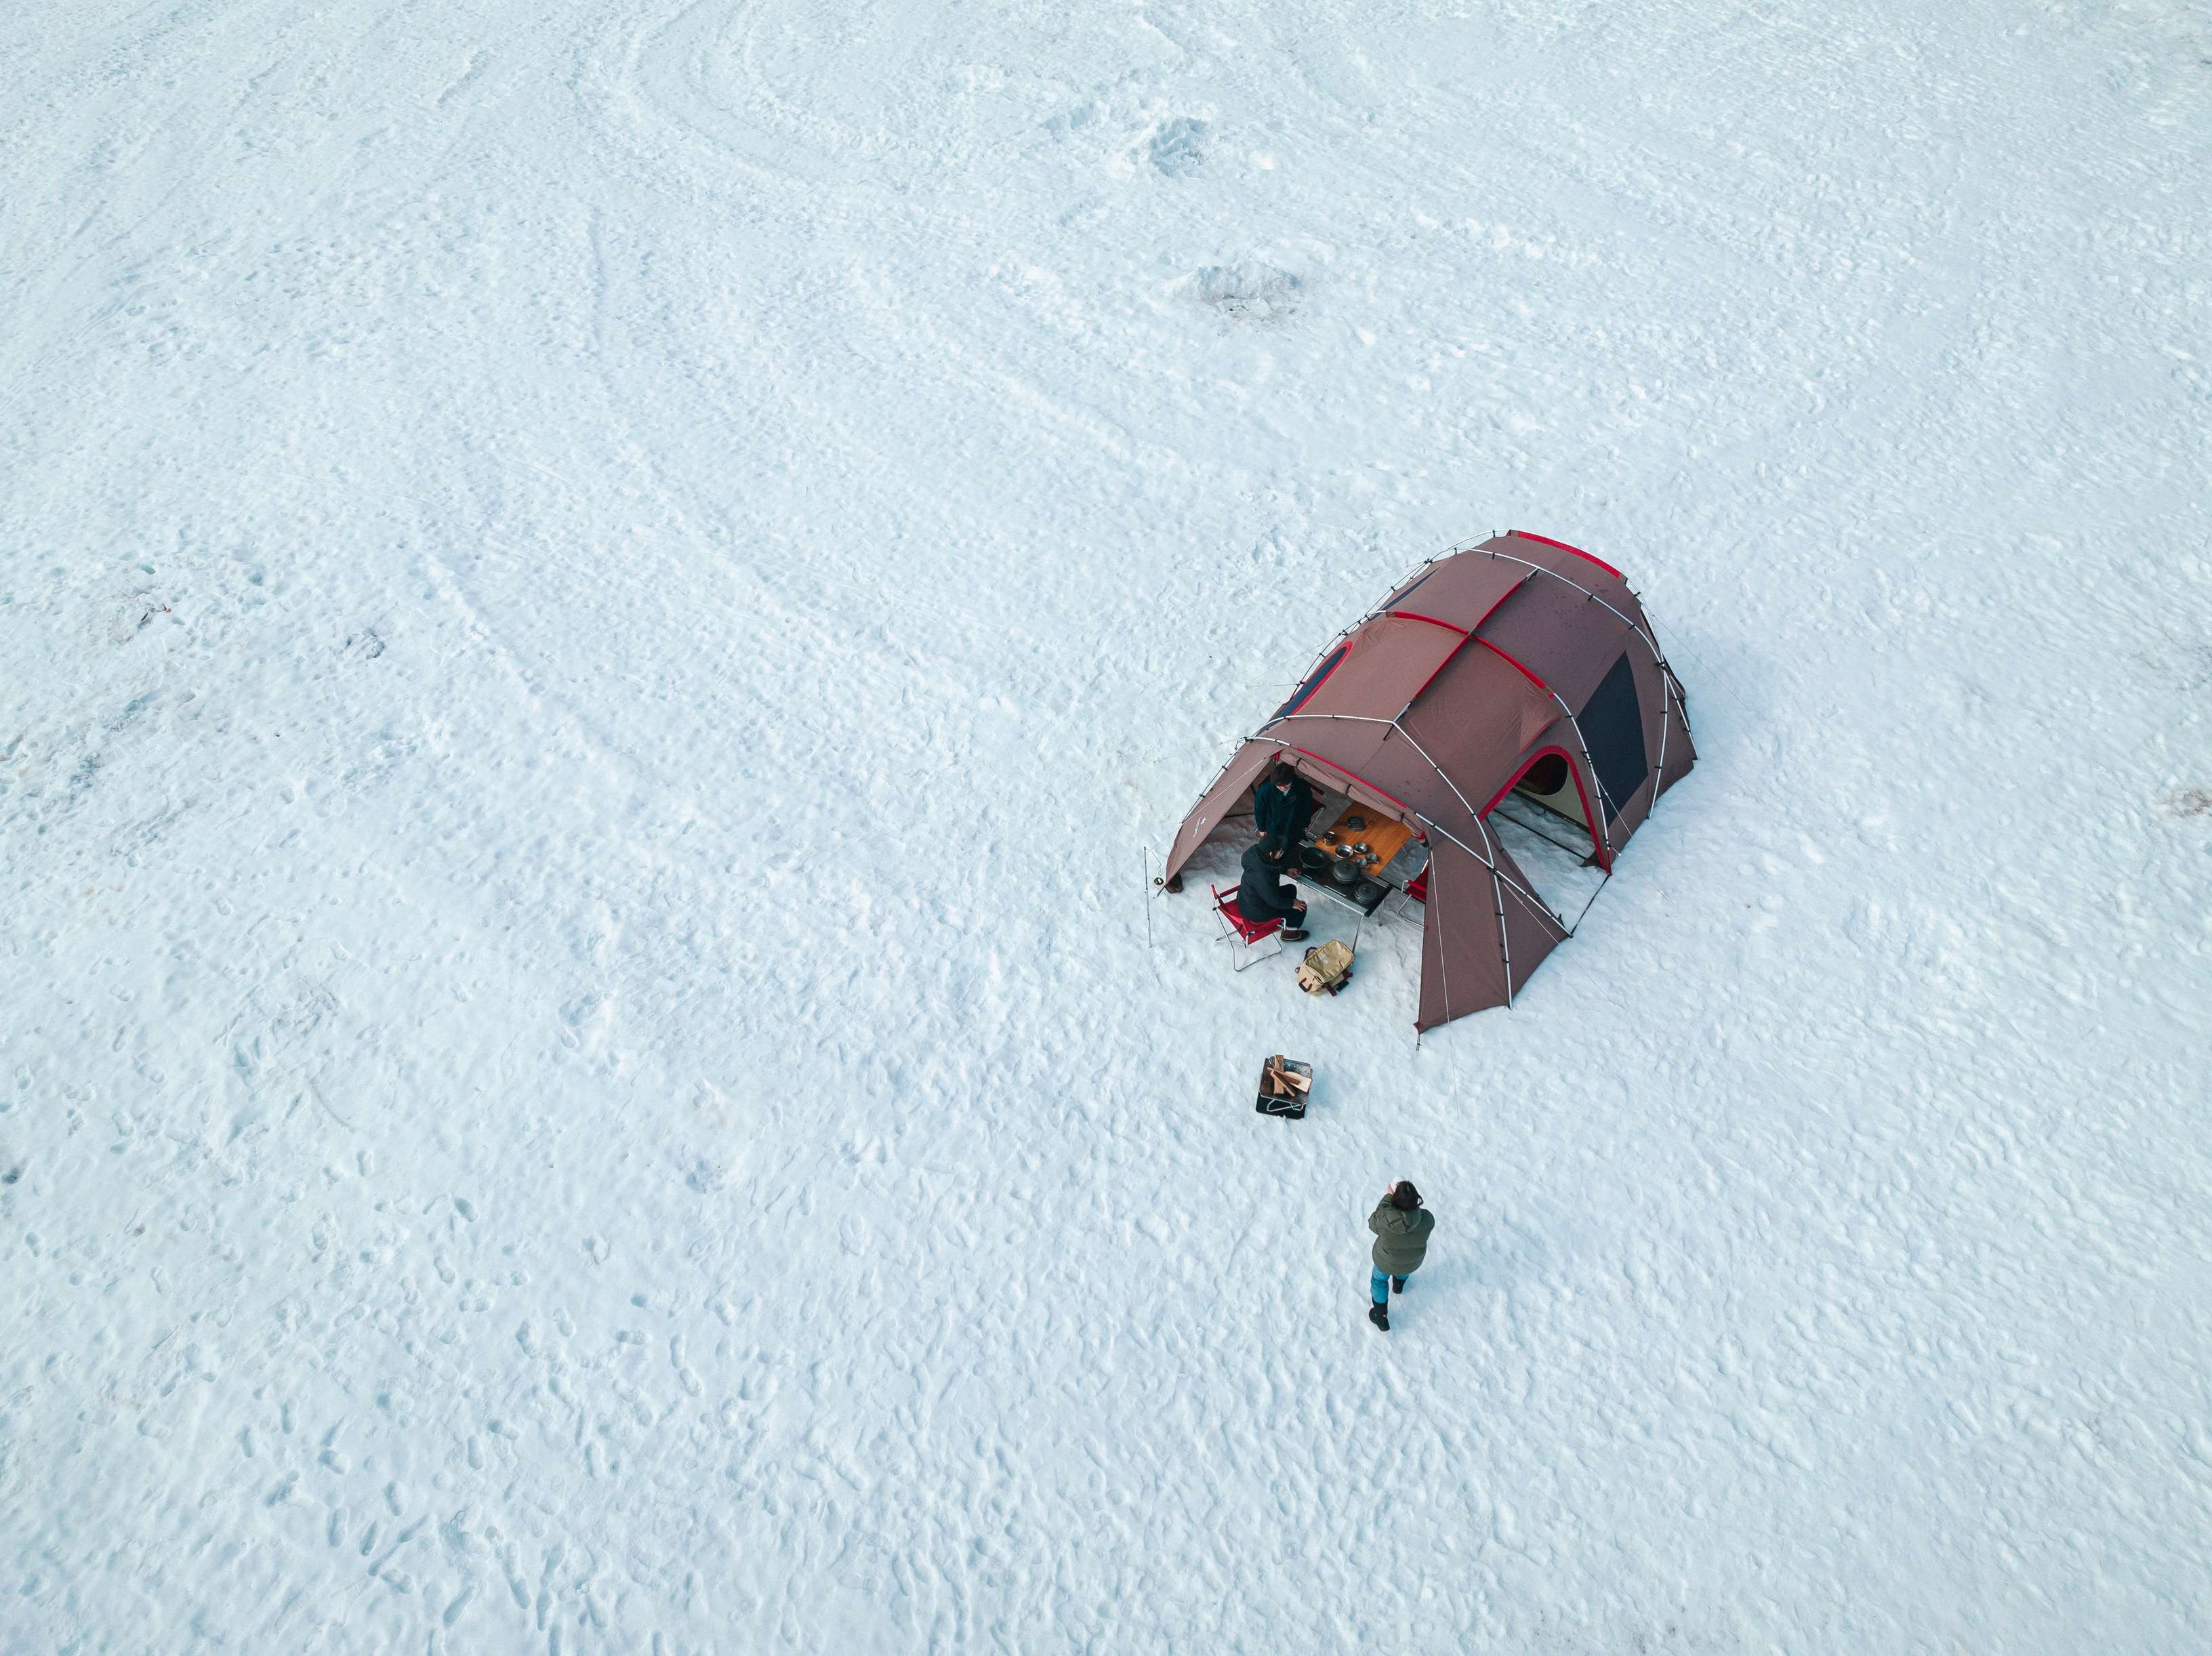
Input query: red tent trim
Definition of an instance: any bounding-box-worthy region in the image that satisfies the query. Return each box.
[1399,579,1529,712]
[1513,529,1624,581]
[1475,744,1610,871]
[1477,638,1549,690]
[1386,609,1469,635]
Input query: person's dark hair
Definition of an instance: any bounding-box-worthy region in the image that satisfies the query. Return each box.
[1271,762,1296,788]
[1391,1180,1422,1210]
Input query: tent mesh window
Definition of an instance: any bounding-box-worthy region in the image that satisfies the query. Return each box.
[1578,652,1647,823]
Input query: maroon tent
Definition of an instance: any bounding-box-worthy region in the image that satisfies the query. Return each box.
[1163,532,1694,1029]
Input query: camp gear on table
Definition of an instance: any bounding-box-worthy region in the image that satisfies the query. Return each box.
[1296,863,1395,929]
[1313,808,1415,879]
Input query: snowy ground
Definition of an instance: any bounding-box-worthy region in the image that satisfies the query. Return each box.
[5,0,2211,1650]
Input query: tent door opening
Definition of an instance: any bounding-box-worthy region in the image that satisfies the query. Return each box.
[1488,750,1605,925]
[1506,751,1599,852]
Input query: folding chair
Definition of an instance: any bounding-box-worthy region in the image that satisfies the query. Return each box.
[1212,884,1286,972]
[1390,866,1429,922]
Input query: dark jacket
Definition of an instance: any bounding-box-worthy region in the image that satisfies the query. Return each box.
[1237,843,1303,924]
[1253,777,1316,852]
[1369,1199,1435,1274]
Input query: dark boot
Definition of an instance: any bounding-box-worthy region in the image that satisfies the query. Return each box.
[1367,1303,1389,1331]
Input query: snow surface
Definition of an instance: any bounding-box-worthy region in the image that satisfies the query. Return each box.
[5,0,2211,1649]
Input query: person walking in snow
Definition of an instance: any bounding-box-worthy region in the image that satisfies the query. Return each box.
[1367,1180,1434,1331]
[1253,762,1317,857]
[1237,838,1309,942]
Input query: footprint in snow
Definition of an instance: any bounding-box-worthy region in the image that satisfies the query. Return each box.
[1146,117,1209,176]
[1182,261,1302,325]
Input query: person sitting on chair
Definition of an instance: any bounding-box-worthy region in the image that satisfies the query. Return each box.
[1239,839,1309,943]
[1253,762,1317,856]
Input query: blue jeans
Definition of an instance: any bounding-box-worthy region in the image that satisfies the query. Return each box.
[1370,1268,1409,1304]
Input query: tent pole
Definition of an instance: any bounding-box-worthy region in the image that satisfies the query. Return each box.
[1431,847,1451,1019]
[1654,667,1679,786]
[1493,869,1513,1007]
[1142,846,1154,951]
[1382,728,1559,924]
[1475,546,1689,740]
[1565,869,1611,936]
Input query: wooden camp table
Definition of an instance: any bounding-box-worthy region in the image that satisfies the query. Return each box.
[1311,808,1415,878]
[1292,808,1420,928]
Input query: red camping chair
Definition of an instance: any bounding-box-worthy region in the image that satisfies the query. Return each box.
[1212,884,1286,972]
[1391,865,1429,922]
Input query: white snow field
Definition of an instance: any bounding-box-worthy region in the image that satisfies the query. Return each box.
[4,0,2211,1649]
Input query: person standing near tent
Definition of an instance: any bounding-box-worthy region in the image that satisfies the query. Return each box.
[1367,1181,1434,1331]
[1253,762,1317,855]
[1237,840,1309,942]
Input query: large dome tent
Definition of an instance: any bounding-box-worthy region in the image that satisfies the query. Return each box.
[1162,531,1696,1031]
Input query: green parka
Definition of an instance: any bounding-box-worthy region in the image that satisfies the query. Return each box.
[1368,1199,1435,1274]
